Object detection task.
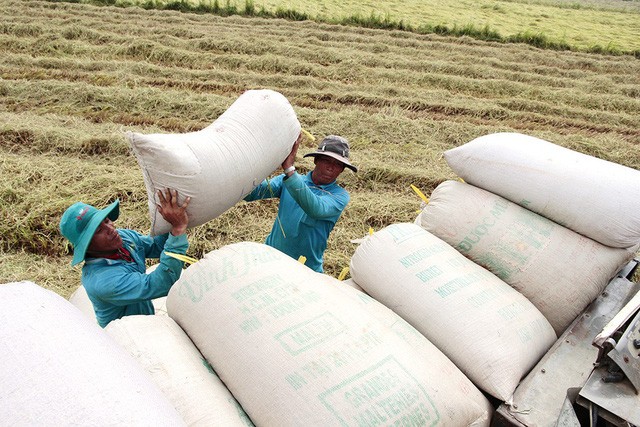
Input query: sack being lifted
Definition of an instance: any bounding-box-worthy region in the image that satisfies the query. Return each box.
[444,132,640,249]
[128,89,300,235]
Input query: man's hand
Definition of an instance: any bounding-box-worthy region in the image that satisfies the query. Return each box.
[157,188,190,236]
[281,132,302,173]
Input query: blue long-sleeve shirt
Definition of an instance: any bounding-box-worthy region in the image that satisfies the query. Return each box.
[82,229,188,327]
[244,171,349,272]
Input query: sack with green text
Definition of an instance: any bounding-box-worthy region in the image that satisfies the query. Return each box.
[350,223,557,403]
[167,242,493,426]
[444,132,640,248]
[415,180,637,335]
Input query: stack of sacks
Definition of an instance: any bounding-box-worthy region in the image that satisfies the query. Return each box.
[350,224,557,403]
[415,181,637,335]
[416,132,640,335]
[443,132,640,249]
[168,242,493,426]
[0,281,185,426]
[106,315,253,426]
[128,89,300,235]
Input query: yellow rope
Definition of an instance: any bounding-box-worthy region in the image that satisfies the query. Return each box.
[410,184,429,204]
[165,251,198,264]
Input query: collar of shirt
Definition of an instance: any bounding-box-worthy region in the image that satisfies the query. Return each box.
[100,246,134,263]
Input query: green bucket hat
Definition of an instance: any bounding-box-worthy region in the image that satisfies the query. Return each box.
[59,200,120,266]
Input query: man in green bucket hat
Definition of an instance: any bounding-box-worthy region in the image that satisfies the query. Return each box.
[60,188,190,327]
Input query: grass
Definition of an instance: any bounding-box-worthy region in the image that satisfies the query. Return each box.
[1,0,639,297]
[59,0,640,56]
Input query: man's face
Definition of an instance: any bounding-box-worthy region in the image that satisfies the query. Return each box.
[312,156,346,185]
[87,218,122,254]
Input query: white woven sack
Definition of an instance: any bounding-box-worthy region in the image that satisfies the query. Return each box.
[167,242,493,426]
[69,284,96,321]
[153,296,168,315]
[106,315,254,427]
[444,132,640,248]
[415,181,637,335]
[146,264,170,316]
[350,223,557,402]
[340,277,365,293]
[0,281,184,426]
[128,89,300,235]
[320,274,494,425]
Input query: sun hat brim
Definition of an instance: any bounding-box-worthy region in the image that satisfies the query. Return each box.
[303,151,358,172]
[71,200,120,266]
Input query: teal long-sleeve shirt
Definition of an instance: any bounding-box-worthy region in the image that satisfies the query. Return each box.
[82,229,188,327]
[244,171,349,272]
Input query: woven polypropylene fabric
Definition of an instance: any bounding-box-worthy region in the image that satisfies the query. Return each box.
[129,89,300,235]
[0,281,185,426]
[445,132,640,249]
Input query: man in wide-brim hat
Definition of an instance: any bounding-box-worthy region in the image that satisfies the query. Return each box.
[245,133,357,273]
[60,188,190,327]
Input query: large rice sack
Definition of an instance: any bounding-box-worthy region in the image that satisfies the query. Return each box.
[128,89,300,235]
[444,132,640,248]
[167,242,492,426]
[153,295,168,315]
[147,264,169,316]
[350,223,557,402]
[415,180,637,335]
[69,284,96,320]
[323,275,494,422]
[340,277,365,293]
[106,315,254,426]
[0,281,185,426]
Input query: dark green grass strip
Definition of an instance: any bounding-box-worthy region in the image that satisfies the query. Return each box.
[46,0,639,58]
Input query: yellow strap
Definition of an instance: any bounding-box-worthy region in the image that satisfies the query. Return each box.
[301,129,316,142]
[410,184,429,204]
[338,267,349,281]
[298,255,307,265]
[369,227,374,235]
[165,252,198,265]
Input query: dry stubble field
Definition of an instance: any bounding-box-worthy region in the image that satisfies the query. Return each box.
[1,1,639,297]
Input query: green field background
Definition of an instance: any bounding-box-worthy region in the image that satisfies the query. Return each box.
[126,0,640,53]
[1,0,639,296]
[261,0,640,50]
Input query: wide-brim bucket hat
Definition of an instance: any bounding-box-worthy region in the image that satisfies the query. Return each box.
[59,199,120,266]
[303,135,357,172]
